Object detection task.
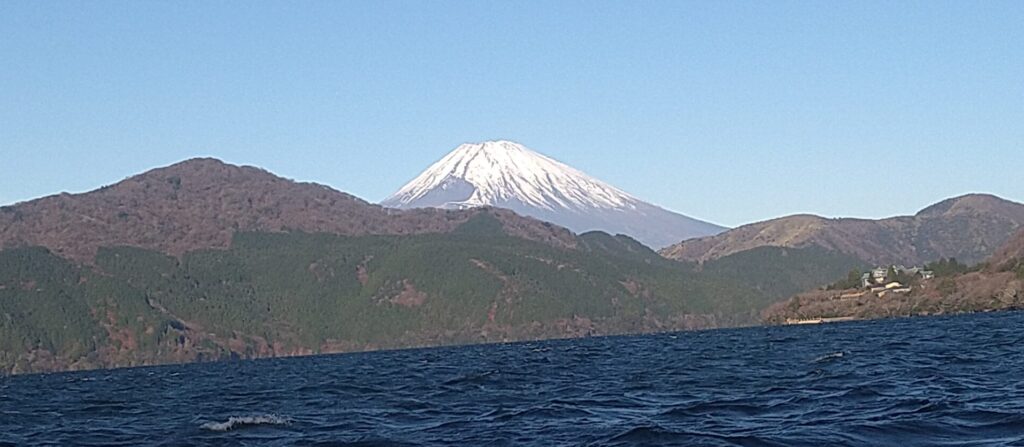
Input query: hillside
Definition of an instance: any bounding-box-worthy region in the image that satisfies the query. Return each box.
[1,226,862,375]
[990,229,1024,270]
[762,229,1024,324]
[0,159,885,374]
[0,158,576,262]
[660,194,1024,266]
[0,218,772,375]
[0,159,782,375]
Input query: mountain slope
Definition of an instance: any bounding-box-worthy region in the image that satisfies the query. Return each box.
[0,158,865,374]
[762,226,1024,324]
[0,218,768,375]
[382,140,725,249]
[0,158,767,375]
[0,158,576,262]
[660,194,1024,266]
[990,229,1024,270]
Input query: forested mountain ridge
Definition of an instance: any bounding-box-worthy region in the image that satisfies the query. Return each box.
[0,158,576,262]
[660,194,1024,266]
[0,222,775,375]
[0,161,716,374]
[0,159,885,374]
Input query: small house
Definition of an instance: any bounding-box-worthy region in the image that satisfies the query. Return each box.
[860,273,872,288]
[871,268,888,282]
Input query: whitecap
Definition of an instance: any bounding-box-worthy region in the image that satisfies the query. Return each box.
[200,414,290,432]
[813,351,846,363]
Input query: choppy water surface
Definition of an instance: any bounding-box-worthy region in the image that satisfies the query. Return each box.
[3,312,1024,446]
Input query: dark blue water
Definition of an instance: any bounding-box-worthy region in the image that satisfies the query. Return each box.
[3,312,1024,446]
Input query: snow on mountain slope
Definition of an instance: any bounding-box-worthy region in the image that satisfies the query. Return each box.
[382,140,725,249]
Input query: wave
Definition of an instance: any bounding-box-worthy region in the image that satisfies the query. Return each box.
[200,414,290,432]
[442,370,498,386]
[813,351,846,363]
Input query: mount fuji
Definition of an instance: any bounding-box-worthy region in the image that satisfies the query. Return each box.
[381,140,726,248]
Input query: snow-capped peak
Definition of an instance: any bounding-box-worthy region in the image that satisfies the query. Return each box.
[383,140,639,211]
[382,140,726,249]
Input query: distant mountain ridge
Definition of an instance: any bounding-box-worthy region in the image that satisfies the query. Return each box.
[3,157,1018,374]
[0,158,576,262]
[0,158,858,375]
[0,158,780,375]
[382,140,725,249]
[660,194,1024,266]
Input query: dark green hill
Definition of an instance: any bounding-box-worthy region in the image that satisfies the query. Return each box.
[0,247,172,372]
[0,160,869,375]
[701,246,867,301]
[5,213,805,374]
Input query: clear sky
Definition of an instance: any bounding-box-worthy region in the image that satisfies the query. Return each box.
[2,1,1021,227]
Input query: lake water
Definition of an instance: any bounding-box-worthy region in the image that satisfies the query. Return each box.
[3,312,1024,446]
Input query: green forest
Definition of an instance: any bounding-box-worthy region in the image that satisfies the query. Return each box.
[0,214,861,374]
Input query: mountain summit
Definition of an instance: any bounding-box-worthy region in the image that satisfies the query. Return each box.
[660,194,1024,266]
[382,140,725,248]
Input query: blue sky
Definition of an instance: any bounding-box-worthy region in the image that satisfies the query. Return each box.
[2,1,1021,227]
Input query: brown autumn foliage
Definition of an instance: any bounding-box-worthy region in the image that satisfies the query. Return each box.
[661,194,1024,266]
[763,230,1024,324]
[0,158,576,262]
